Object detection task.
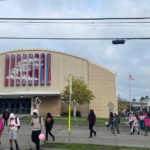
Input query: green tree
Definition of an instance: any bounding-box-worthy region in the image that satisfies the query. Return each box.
[62,75,95,104]
[145,96,149,99]
[140,97,145,101]
[132,98,136,101]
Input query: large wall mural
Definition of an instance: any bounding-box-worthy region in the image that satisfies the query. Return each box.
[4,53,51,86]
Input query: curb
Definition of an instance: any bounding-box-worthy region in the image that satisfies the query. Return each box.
[20,121,130,131]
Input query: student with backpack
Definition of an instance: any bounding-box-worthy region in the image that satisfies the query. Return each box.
[110,113,120,135]
[31,109,45,150]
[0,118,4,146]
[3,108,10,128]
[8,113,20,150]
[44,112,55,142]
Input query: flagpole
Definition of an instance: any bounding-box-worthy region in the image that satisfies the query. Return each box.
[129,73,131,111]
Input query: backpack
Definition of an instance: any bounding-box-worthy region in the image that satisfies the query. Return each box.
[0,118,3,136]
[10,117,20,130]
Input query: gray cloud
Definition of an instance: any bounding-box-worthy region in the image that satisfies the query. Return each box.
[0,0,150,101]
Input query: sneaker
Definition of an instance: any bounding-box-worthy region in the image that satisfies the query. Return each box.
[44,140,48,143]
[53,137,55,141]
[89,136,92,138]
[130,133,132,135]
[94,132,97,137]
[110,133,114,135]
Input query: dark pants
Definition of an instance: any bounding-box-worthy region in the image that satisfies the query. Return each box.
[89,123,96,137]
[31,130,41,150]
[4,119,8,126]
[46,127,54,141]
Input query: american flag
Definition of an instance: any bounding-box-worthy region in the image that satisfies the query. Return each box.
[129,75,134,80]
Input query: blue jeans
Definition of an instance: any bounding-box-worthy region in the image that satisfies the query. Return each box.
[110,124,113,130]
[140,121,144,130]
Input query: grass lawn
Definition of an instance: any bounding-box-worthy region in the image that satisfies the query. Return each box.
[41,143,150,150]
[22,116,127,126]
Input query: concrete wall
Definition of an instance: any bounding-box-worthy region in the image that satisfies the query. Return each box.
[61,101,89,116]
[33,96,61,116]
[89,62,117,118]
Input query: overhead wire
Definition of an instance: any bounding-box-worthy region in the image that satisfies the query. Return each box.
[0,37,150,40]
[0,17,150,20]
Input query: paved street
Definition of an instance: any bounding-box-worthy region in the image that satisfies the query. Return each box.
[1,125,150,150]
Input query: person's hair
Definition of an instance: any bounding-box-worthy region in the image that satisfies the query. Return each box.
[90,109,95,115]
[46,112,52,118]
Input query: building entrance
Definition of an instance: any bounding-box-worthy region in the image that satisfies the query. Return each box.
[0,98,31,114]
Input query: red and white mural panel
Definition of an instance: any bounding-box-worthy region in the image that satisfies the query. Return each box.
[4,55,10,86]
[16,54,21,85]
[22,54,27,85]
[28,53,33,85]
[10,54,15,86]
[4,53,51,86]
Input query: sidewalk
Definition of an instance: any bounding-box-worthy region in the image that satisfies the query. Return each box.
[1,125,150,150]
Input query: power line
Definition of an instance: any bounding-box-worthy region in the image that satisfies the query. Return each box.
[1,21,150,24]
[0,37,150,40]
[0,17,150,21]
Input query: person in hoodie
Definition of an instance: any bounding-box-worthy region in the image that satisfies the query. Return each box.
[44,112,55,142]
[87,109,96,138]
[129,113,140,135]
[31,109,45,150]
[110,113,120,135]
[3,108,10,128]
[8,113,20,150]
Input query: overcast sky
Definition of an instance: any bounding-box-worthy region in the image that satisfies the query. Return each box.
[0,0,150,101]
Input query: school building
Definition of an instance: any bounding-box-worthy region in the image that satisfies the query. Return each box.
[0,49,117,118]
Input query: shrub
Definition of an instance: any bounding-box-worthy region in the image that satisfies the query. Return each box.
[76,110,81,117]
[61,112,68,116]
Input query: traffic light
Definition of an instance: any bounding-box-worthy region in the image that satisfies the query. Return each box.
[112,40,125,44]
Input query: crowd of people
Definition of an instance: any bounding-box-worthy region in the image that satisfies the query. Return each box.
[0,108,55,150]
[128,110,150,136]
[108,110,150,136]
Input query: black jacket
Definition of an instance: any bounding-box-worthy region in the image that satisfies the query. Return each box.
[45,116,54,129]
[3,111,10,119]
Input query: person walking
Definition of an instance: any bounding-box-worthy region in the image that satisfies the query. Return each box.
[129,113,140,135]
[110,113,120,135]
[44,112,55,142]
[139,112,145,131]
[109,112,113,130]
[8,113,20,150]
[88,109,96,138]
[3,108,10,128]
[129,111,135,134]
[31,109,45,150]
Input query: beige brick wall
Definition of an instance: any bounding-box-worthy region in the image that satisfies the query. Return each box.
[61,101,89,116]
[33,96,61,116]
[89,63,117,118]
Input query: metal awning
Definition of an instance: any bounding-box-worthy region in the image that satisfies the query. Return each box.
[0,91,61,98]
